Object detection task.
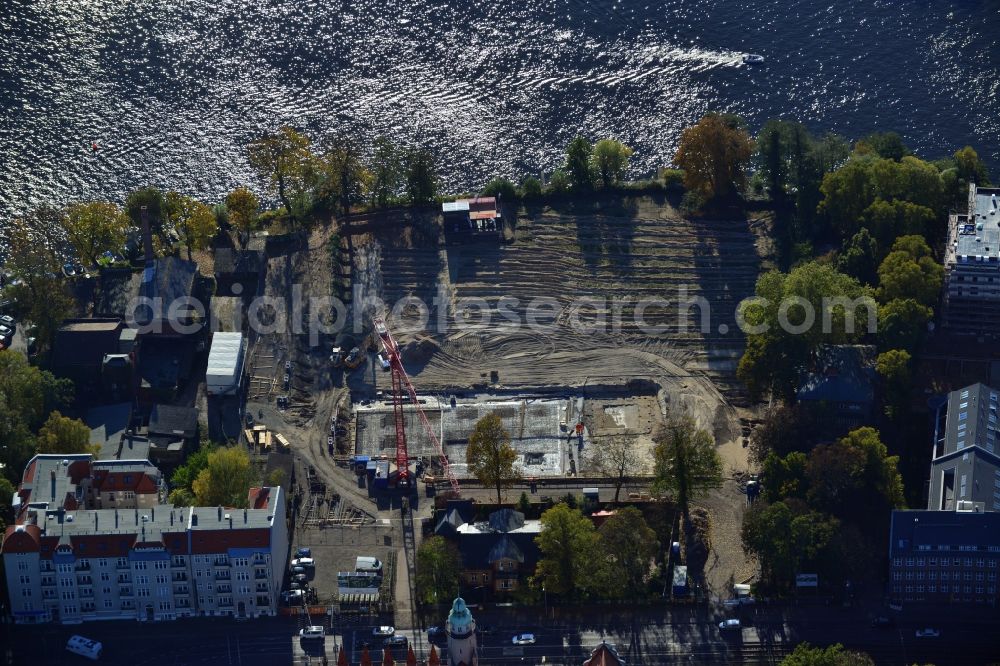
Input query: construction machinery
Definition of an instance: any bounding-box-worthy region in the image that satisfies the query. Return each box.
[373,316,460,494]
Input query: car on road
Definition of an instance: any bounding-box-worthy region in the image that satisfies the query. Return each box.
[296,547,312,558]
[512,633,536,646]
[299,626,325,640]
[719,619,741,631]
[291,557,315,568]
[427,627,447,644]
[723,596,756,609]
[372,626,395,637]
[871,616,893,628]
[383,635,407,647]
[915,628,940,638]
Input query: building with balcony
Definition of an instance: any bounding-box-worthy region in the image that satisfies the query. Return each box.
[2,455,288,624]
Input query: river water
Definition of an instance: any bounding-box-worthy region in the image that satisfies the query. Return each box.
[1,0,998,218]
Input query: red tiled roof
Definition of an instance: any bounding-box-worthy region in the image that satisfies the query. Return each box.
[189,528,269,554]
[64,493,79,511]
[23,459,37,484]
[92,470,158,493]
[67,459,91,484]
[249,487,269,510]
[0,524,42,554]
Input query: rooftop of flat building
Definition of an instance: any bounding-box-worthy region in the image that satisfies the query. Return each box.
[947,186,1000,266]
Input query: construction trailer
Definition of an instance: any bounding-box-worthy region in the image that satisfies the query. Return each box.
[206,332,246,395]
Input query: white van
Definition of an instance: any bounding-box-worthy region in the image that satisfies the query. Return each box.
[66,635,103,660]
[356,556,383,574]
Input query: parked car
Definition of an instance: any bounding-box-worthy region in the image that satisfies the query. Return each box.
[372,626,395,637]
[0,314,15,330]
[384,635,407,647]
[512,634,536,646]
[292,573,308,584]
[296,547,312,558]
[281,589,303,603]
[915,628,940,638]
[299,626,325,640]
[291,557,315,568]
[291,566,306,575]
[290,582,302,590]
[427,627,447,644]
[719,619,741,631]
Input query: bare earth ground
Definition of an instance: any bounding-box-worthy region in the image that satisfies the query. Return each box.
[239,196,766,611]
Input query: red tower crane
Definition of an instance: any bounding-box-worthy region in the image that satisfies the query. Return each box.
[373,317,460,495]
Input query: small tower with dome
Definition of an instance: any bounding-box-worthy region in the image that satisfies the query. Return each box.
[445,597,478,666]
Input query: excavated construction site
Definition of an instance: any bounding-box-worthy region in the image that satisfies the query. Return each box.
[348,197,762,451]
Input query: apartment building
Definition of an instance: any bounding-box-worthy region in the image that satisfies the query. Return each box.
[2,455,288,624]
[943,183,1000,334]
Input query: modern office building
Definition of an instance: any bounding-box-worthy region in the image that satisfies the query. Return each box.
[943,184,1000,334]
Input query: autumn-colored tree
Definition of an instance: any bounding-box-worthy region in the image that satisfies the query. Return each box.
[166,193,218,259]
[62,202,130,264]
[225,187,260,248]
[247,126,313,218]
[466,413,521,505]
[191,447,257,508]
[673,113,753,200]
[37,411,95,455]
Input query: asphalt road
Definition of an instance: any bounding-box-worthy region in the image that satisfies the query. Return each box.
[6,601,1000,665]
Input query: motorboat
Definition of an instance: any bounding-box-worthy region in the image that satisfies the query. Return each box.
[743,54,765,64]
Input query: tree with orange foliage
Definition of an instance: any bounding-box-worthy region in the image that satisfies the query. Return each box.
[673,113,753,201]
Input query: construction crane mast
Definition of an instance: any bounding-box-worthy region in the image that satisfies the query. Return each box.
[373,317,460,495]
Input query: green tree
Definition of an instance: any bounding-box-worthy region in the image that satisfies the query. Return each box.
[565,136,594,191]
[761,451,809,504]
[805,427,904,531]
[404,148,438,204]
[877,298,932,352]
[0,476,15,530]
[673,112,753,200]
[247,127,313,219]
[855,132,910,161]
[191,447,257,508]
[876,349,912,420]
[651,415,723,516]
[168,488,195,507]
[171,441,215,492]
[756,120,788,201]
[737,262,874,398]
[166,193,218,259]
[415,536,461,605]
[590,139,633,189]
[62,202,129,265]
[547,169,571,195]
[860,199,935,255]
[836,228,878,285]
[466,413,521,506]
[309,136,372,218]
[597,506,658,598]
[520,175,543,199]
[370,137,402,209]
[533,502,600,598]
[225,187,260,248]
[953,145,990,185]
[779,642,874,666]
[876,235,944,307]
[37,411,95,455]
[4,216,76,353]
[586,433,641,503]
[125,187,168,243]
[741,500,839,591]
[482,177,517,201]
